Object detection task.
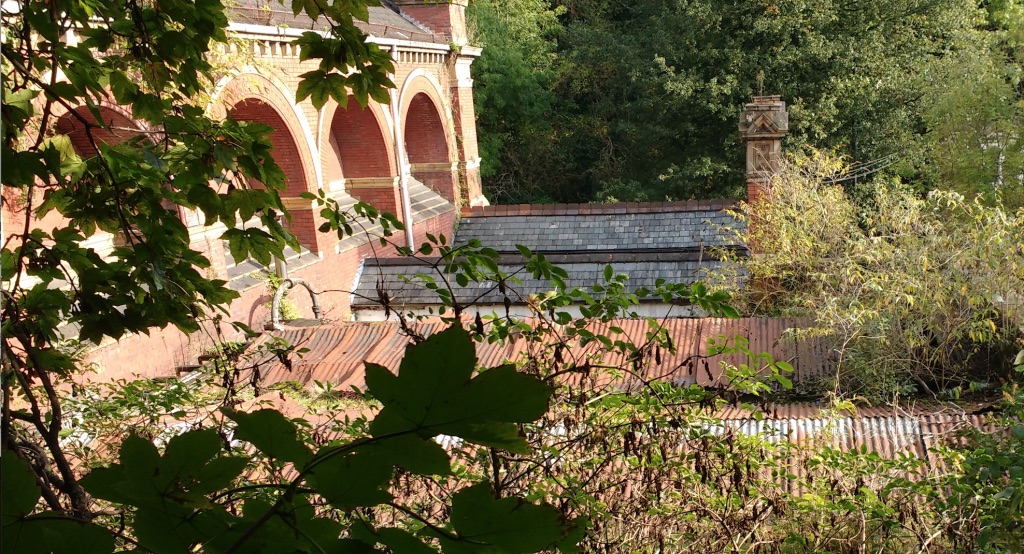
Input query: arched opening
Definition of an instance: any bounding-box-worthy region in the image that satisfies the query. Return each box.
[404,93,450,165]
[323,96,402,218]
[225,96,325,254]
[327,97,395,182]
[48,106,158,254]
[403,92,457,204]
[54,106,141,158]
[228,98,311,198]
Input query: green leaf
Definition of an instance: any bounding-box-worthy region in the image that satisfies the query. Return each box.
[365,326,552,452]
[442,482,572,553]
[1,452,41,523]
[3,515,115,554]
[366,434,450,476]
[224,408,313,467]
[306,448,393,509]
[375,527,437,554]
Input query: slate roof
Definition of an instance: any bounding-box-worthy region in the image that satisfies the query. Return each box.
[353,200,745,310]
[454,202,742,254]
[352,254,731,308]
[228,0,446,44]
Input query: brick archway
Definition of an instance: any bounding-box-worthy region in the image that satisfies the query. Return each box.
[213,72,321,197]
[398,73,459,203]
[397,73,455,162]
[404,93,451,164]
[320,96,397,185]
[227,98,312,198]
[54,104,147,158]
[48,104,176,253]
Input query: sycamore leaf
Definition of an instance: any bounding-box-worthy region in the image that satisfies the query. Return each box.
[1,452,41,524]
[306,448,393,509]
[364,434,450,476]
[365,326,552,453]
[440,482,576,554]
[6,444,133,553]
[224,408,313,467]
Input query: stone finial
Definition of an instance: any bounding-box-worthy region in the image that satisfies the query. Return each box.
[739,96,788,201]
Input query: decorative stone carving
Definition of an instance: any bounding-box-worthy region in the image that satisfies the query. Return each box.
[738,95,788,181]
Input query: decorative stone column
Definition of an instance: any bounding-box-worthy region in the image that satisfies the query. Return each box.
[738,96,788,203]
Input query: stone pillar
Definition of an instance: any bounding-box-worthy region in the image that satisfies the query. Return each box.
[186,221,229,280]
[393,0,468,45]
[738,96,788,203]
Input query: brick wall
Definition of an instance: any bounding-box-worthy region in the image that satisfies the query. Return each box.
[405,94,450,163]
[229,98,310,197]
[330,100,394,178]
[56,106,139,157]
[34,29,483,383]
[394,0,468,44]
[81,209,457,381]
[411,168,458,204]
[347,185,404,226]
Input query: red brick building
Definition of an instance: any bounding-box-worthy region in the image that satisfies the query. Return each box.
[9,1,487,380]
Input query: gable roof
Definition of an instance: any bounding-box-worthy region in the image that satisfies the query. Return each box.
[352,254,731,309]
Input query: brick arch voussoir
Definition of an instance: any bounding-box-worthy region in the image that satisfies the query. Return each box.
[51,101,154,157]
[214,72,321,196]
[48,101,195,227]
[398,74,456,164]
[319,96,397,182]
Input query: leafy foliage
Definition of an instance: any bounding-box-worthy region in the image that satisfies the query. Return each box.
[716,150,1024,399]
[5,328,582,553]
[470,0,1024,203]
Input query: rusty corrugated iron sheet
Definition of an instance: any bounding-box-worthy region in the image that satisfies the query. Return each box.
[241,317,828,391]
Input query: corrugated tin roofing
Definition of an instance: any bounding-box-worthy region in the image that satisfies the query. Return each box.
[241,317,828,390]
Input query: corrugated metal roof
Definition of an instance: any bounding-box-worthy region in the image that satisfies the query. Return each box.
[241,317,827,390]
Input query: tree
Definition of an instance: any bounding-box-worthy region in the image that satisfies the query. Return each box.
[467,0,571,203]
[470,0,1023,204]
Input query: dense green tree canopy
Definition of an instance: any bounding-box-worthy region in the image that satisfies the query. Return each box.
[470,0,1024,203]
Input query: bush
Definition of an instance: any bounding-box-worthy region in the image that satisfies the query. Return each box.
[718,150,1024,400]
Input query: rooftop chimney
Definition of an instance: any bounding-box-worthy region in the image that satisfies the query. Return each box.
[393,0,468,46]
[738,96,788,203]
